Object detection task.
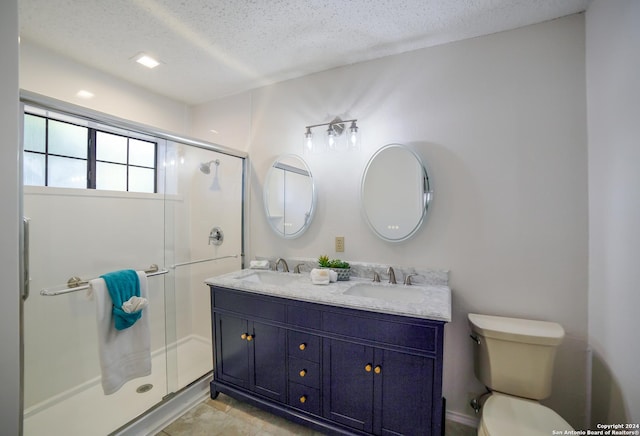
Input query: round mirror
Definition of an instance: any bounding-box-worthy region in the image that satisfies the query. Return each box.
[361,144,432,242]
[264,154,316,239]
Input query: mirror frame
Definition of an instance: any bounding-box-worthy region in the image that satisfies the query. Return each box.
[263,154,317,239]
[360,143,432,242]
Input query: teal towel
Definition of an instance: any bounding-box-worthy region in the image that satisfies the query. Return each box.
[100,269,141,330]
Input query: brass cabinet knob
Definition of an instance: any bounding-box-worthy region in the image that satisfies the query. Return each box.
[299,369,307,377]
[374,365,382,374]
[364,364,372,372]
[299,343,306,351]
[240,333,247,340]
[246,334,253,341]
[299,395,307,404]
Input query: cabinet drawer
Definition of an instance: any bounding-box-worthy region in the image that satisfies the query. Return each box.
[288,331,321,362]
[287,305,321,329]
[322,312,438,353]
[288,357,320,389]
[288,382,321,416]
[213,288,285,322]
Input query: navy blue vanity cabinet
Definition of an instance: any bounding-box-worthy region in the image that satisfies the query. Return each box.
[212,289,287,402]
[210,285,445,436]
[324,340,437,435]
[323,311,443,436]
[287,330,323,415]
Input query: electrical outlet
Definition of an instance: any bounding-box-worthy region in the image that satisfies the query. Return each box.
[335,236,345,252]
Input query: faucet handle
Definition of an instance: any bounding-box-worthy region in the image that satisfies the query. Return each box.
[373,272,381,282]
[293,264,304,274]
[403,273,418,285]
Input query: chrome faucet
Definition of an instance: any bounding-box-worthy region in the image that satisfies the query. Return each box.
[293,263,304,274]
[404,273,418,285]
[387,267,397,284]
[274,258,289,272]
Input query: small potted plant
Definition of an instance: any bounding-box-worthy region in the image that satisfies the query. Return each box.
[318,255,351,281]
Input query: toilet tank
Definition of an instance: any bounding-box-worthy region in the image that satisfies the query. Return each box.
[468,313,564,400]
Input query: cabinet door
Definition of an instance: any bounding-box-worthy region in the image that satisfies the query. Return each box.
[323,339,375,433]
[251,321,286,402]
[215,313,250,389]
[375,349,435,436]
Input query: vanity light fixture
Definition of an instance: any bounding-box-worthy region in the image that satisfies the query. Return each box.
[303,116,361,154]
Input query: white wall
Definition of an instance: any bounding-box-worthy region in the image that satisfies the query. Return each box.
[20,40,191,136]
[191,92,253,152]
[586,0,640,424]
[0,1,22,434]
[193,14,589,426]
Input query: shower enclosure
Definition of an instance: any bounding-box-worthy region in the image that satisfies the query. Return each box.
[20,97,245,435]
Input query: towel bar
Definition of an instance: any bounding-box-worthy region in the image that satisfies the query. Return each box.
[40,264,169,296]
[170,254,239,269]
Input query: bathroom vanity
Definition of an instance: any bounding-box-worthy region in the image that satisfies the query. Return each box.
[206,269,450,436]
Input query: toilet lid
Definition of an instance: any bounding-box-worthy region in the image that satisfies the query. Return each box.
[481,394,574,436]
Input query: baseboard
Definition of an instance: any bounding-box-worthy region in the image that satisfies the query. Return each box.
[446,409,479,429]
[113,374,211,436]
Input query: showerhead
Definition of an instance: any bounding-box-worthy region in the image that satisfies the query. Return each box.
[199,162,211,174]
[199,159,219,174]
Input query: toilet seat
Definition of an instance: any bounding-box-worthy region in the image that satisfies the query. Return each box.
[479,393,573,436]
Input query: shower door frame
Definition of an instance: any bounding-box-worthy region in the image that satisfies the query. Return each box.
[19,90,248,434]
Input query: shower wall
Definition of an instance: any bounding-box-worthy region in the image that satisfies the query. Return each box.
[23,134,244,434]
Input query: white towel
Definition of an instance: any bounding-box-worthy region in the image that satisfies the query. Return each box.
[91,271,151,395]
[249,259,270,269]
[310,268,330,285]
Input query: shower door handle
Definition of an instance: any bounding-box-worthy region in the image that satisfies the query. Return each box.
[22,216,30,301]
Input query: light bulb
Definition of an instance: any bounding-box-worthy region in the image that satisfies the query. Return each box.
[303,128,314,154]
[348,121,360,150]
[327,125,337,150]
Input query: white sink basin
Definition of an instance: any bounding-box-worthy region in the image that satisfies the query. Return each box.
[237,271,301,286]
[343,283,426,303]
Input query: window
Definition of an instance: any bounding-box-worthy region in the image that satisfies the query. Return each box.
[23,112,157,193]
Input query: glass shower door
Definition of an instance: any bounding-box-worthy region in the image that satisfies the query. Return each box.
[21,104,245,435]
[21,110,171,436]
[162,142,244,394]
[21,183,170,435]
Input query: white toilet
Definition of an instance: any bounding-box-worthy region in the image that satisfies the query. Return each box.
[468,313,574,436]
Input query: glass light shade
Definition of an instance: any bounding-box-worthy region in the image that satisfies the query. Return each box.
[303,128,314,155]
[326,125,337,151]
[348,121,361,151]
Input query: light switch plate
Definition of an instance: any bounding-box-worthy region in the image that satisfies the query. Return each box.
[335,236,344,252]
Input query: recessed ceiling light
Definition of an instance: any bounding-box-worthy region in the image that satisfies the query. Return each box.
[76,90,94,99]
[134,54,160,69]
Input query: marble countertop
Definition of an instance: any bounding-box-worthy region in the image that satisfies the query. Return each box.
[205,269,451,322]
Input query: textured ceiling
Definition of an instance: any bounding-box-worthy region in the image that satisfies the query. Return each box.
[19,0,589,105]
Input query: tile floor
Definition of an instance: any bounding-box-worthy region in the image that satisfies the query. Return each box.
[158,393,476,436]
